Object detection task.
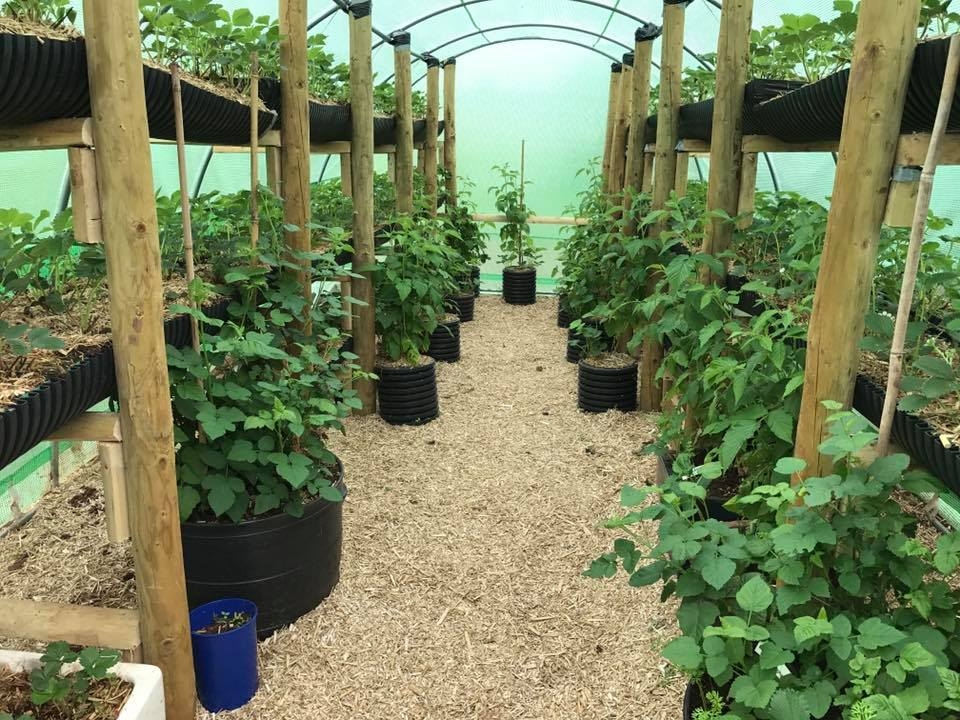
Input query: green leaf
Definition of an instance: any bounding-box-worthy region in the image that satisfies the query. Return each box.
[620,485,653,507]
[766,409,795,444]
[720,419,760,469]
[758,642,795,670]
[271,452,313,488]
[730,672,777,709]
[774,457,806,476]
[737,576,774,613]
[934,533,960,574]
[897,684,930,716]
[701,556,736,590]
[914,354,954,379]
[794,616,833,644]
[768,689,811,720]
[858,617,907,650]
[661,636,702,671]
[227,440,257,463]
[898,642,936,671]
[178,486,201,521]
[207,484,236,517]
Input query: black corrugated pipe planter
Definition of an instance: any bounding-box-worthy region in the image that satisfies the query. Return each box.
[377,359,439,426]
[502,267,537,305]
[470,265,481,297]
[181,459,346,639]
[566,322,612,363]
[448,292,475,322]
[557,295,572,328]
[427,316,461,362]
[578,353,638,413]
[656,453,742,522]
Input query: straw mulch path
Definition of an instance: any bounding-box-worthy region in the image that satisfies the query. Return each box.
[0,296,684,718]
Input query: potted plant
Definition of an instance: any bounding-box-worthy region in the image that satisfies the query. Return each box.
[490,164,539,305]
[189,598,258,713]
[572,319,637,413]
[374,215,458,425]
[0,642,163,720]
[591,406,960,719]
[442,178,489,318]
[169,237,359,638]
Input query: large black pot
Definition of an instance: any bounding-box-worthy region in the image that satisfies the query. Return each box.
[427,317,461,363]
[557,295,572,328]
[0,344,116,471]
[578,358,638,413]
[377,361,439,425]
[181,460,346,639]
[470,265,481,298]
[502,267,536,305]
[448,292,475,322]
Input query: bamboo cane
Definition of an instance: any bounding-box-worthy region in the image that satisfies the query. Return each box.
[250,52,260,251]
[170,63,199,354]
[877,34,960,456]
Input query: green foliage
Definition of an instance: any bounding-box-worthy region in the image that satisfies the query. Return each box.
[591,409,960,719]
[372,81,428,117]
[440,177,489,273]
[28,642,121,709]
[374,216,459,364]
[169,237,359,523]
[490,164,539,269]
[1,0,75,26]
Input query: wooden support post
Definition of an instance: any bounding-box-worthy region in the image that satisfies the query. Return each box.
[884,165,921,227]
[674,152,690,197]
[49,442,61,489]
[608,53,633,196]
[350,2,377,415]
[601,63,622,195]
[250,53,261,250]
[340,152,353,197]
[387,152,397,184]
[47,412,122,442]
[737,152,759,228]
[793,0,921,480]
[98,442,129,543]
[82,2,195,717]
[641,152,655,193]
[442,58,458,206]
[700,0,753,282]
[266,147,282,195]
[424,54,441,216]
[640,0,687,412]
[67,148,102,244]
[280,0,312,313]
[417,148,426,173]
[624,24,659,203]
[391,31,414,215]
[0,118,94,152]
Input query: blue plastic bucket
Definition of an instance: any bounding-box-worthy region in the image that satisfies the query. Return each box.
[189,598,259,712]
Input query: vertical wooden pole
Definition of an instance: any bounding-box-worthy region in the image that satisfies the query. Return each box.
[624,24,660,201]
[49,442,60,489]
[391,31,414,215]
[736,152,758,228]
[417,148,426,173]
[641,151,654,193]
[674,152,690,197]
[250,53,261,250]
[170,64,200,353]
[601,63,622,195]
[793,0,920,480]
[387,152,397,184]
[424,55,440,215]
[98,442,129,544]
[81,2,195,717]
[340,152,353,197]
[608,53,633,196]
[350,2,377,415]
[699,0,753,283]
[639,0,687,412]
[67,148,102,244]
[280,0,312,312]
[443,58,458,207]
[266,147,281,195]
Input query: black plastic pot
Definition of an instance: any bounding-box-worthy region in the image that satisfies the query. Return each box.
[0,344,116,471]
[557,296,572,328]
[724,272,765,316]
[377,361,439,426]
[470,265,481,298]
[677,79,806,142]
[657,453,742,522]
[181,460,346,639]
[502,267,536,305]
[427,318,461,363]
[163,297,232,349]
[578,359,638,413]
[448,293,475,322]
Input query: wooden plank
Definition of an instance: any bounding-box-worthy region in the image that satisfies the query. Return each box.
[896,133,960,166]
[624,27,656,197]
[641,152,654,193]
[98,442,129,544]
[350,4,377,415]
[0,599,140,650]
[424,56,441,215]
[608,56,632,194]
[266,146,281,195]
[601,64,622,194]
[393,33,415,214]
[742,135,839,154]
[472,213,587,226]
[674,152,690,197]
[68,147,102,245]
[340,152,353,197]
[793,0,921,481]
[0,118,93,151]
[443,59,458,206]
[47,412,121,443]
[82,2,196,716]
[207,130,281,152]
[884,166,921,227]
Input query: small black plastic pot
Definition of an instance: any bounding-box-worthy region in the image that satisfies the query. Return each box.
[502,267,536,305]
[566,323,612,364]
[377,361,439,426]
[724,272,765,316]
[448,293,475,322]
[578,358,638,413]
[427,317,461,363]
[656,454,742,522]
[557,296,572,328]
[181,460,346,639]
[470,265,481,298]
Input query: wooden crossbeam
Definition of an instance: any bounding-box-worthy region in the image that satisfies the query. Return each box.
[0,118,94,152]
[47,413,121,443]
[472,213,587,226]
[0,599,141,652]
